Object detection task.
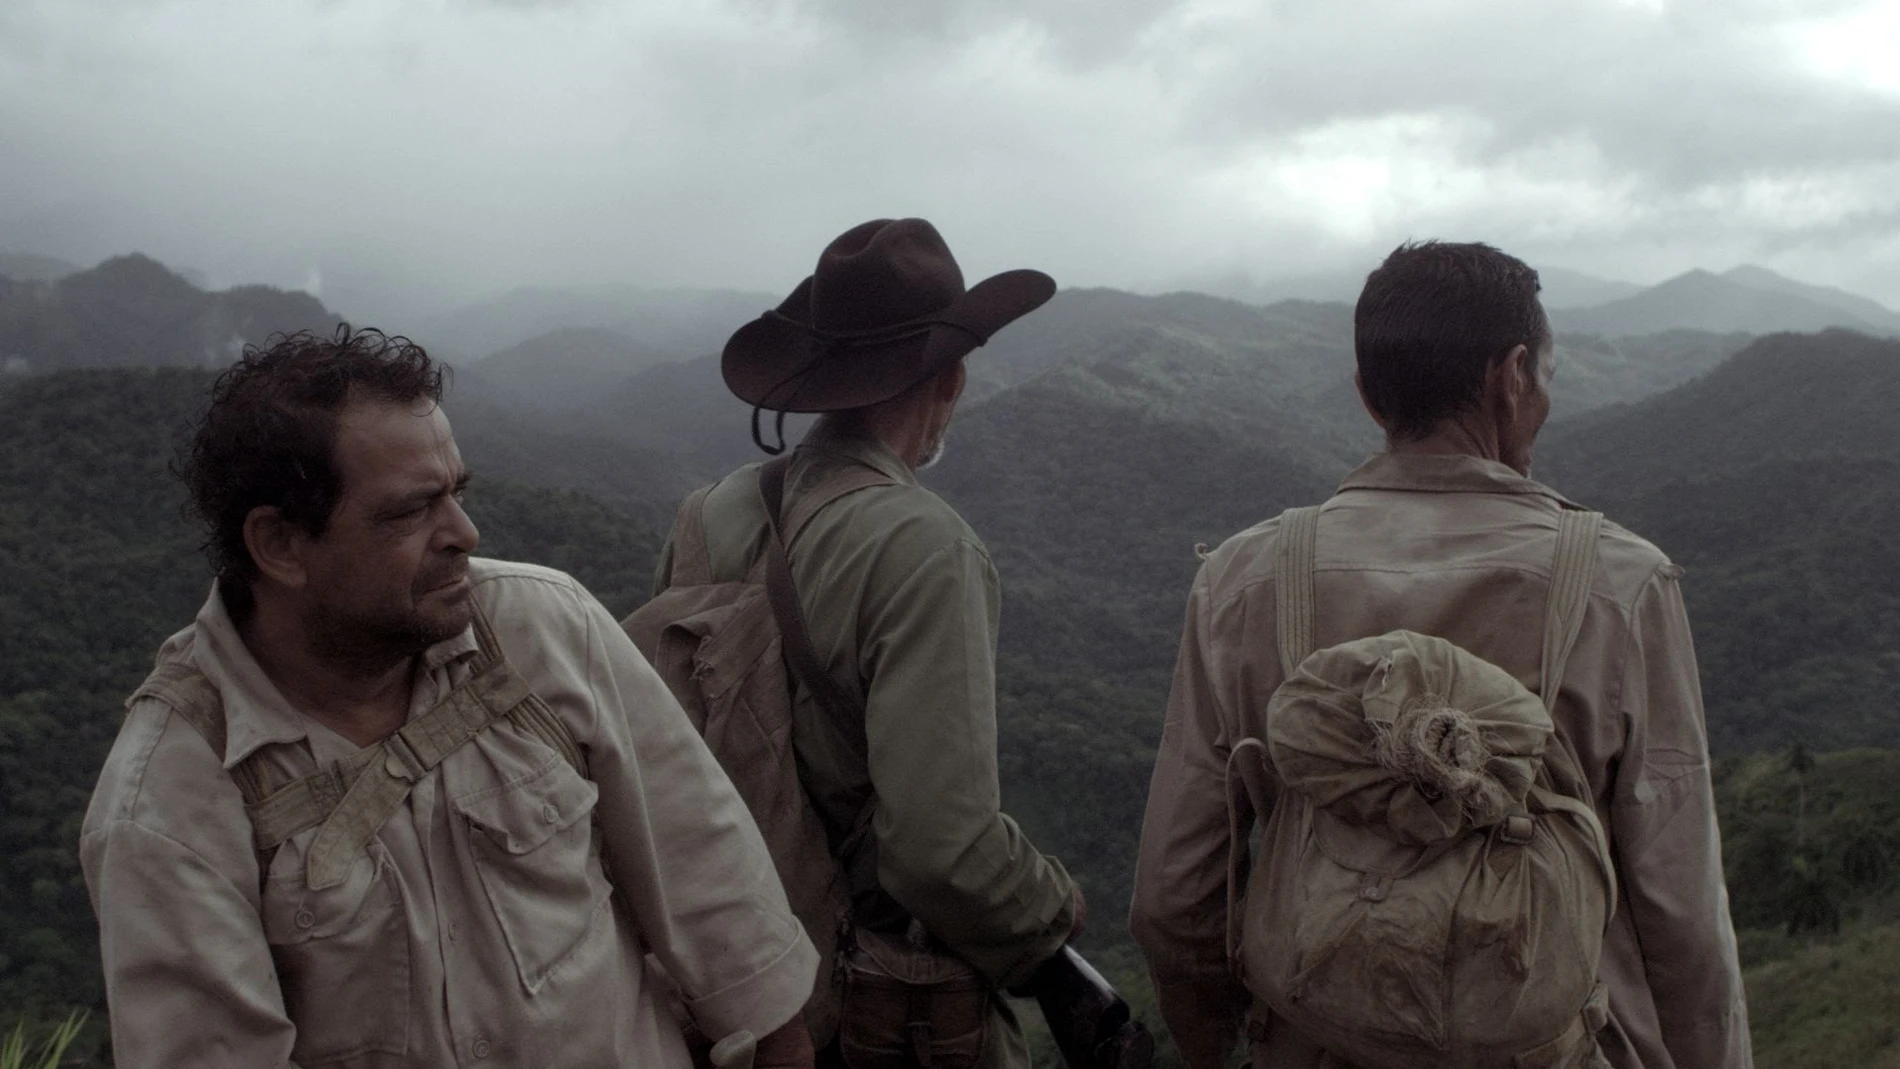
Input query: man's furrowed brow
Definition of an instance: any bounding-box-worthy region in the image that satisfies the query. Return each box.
[376,471,468,516]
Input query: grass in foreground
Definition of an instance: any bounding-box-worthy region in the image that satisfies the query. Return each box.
[1743,917,1900,1069]
[1,1011,87,1069]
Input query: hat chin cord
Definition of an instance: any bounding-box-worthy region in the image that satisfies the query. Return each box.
[745,316,990,456]
[751,345,835,455]
[751,404,793,456]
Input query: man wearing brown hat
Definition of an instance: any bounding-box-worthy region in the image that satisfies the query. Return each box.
[649,218,1084,1068]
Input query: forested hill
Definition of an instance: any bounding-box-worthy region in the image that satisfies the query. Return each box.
[0,254,339,373]
[6,271,1900,1063]
[1541,330,1900,752]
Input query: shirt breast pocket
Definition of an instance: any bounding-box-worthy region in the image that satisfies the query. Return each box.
[261,839,410,1065]
[453,752,613,994]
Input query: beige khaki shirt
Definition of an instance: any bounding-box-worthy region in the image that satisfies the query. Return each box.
[1130,453,1751,1069]
[82,559,817,1069]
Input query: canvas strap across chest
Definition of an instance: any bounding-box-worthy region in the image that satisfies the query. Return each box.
[133,603,584,890]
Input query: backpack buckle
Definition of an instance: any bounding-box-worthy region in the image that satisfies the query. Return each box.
[1498,814,1535,845]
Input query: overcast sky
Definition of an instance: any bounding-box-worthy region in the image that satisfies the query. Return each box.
[2,0,1897,321]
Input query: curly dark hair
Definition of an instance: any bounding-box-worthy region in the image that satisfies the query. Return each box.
[179,324,446,610]
[1354,241,1549,441]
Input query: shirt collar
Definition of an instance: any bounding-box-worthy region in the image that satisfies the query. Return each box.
[189,583,480,768]
[1337,452,1580,508]
[796,418,919,487]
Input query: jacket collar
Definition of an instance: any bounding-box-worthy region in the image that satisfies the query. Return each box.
[1338,452,1580,508]
[188,584,479,768]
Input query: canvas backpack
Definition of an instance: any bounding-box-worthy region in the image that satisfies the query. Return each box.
[1225,506,1619,1069]
[621,454,893,1047]
[129,595,588,889]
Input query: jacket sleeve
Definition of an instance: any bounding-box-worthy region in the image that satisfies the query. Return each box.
[563,577,820,1041]
[1610,566,1754,1069]
[1129,566,1252,1069]
[80,712,302,1069]
[858,537,1077,988]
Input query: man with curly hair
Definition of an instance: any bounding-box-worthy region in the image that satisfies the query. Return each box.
[81,326,818,1069]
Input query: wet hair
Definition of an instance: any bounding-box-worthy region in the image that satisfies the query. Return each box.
[1354,241,1549,441]
[179,324,445,611]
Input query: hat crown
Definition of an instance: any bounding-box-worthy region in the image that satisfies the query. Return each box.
[809,218,966,335]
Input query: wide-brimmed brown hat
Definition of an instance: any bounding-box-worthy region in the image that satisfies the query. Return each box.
[723,218,1055,417]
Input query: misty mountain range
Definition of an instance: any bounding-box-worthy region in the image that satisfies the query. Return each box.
[5,248,1900,1063]
[4,249,1896,383]
[5,247,1894,761]
[6,245,1893,760]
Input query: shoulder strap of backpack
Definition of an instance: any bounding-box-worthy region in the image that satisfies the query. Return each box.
[1531,509,1618,916]
[469,597,590,780]
[257,598,593,889]
[134,594,591,888]
[1273,505,1323,678]
[1539,509,1604,714]
[129,660,275,805]
[665,485,718,587]
[758,455,894,869]
[756,454,892,726]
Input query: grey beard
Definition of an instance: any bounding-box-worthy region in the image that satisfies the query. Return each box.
[918,433,948,470]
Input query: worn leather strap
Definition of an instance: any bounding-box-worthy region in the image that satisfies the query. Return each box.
[756,454,893,864]
[757,455,889,738]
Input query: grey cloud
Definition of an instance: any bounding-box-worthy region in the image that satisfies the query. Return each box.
[771,0,1190,67]
[0,0,1895,317]
[1171,0,1900,187]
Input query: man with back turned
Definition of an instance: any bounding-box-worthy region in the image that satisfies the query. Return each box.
[1130,241,1752,1069]
[646,218,1085,1069]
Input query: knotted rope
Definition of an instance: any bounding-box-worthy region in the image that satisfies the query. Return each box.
[1369,697,1516,828]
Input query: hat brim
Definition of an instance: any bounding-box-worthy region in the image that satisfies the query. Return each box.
[723,268,1056,413]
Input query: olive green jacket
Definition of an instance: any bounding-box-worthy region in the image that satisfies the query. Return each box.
[653,420,1077,987]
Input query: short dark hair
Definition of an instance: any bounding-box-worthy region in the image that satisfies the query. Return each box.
[179,324,445,608]
[1354,241,1549,440]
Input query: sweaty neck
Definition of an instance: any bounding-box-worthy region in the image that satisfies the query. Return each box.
[239,591,417,748]
[1386,415,1521,475]
[818,401,943,474]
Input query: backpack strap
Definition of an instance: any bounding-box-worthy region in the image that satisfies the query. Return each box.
[1273,506,1323,677]
[1538,509,1604,713]
[779,460,895,546]
[136,595,589,889]
[469,598,589,780]
[1230,504,1321,970]
[757,454,894,865]
[1527,508,1618,918]
[756,455,892,729]
[129,661,280,805]
[1225,737,1274,970]
[665,485,718,587]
